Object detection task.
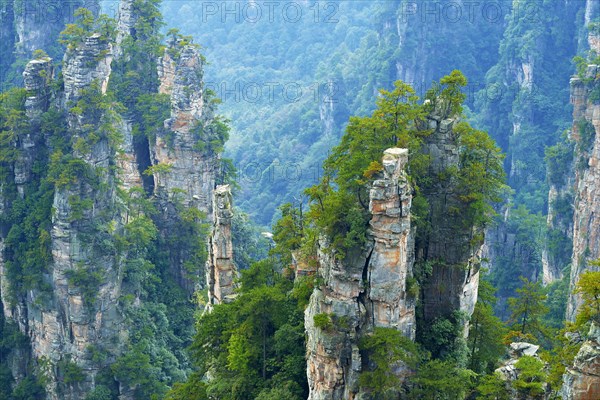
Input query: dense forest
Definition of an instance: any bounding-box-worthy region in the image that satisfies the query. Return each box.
[0,0,598,399]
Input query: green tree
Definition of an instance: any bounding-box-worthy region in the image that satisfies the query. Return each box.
[59,8,116,49]
[182,259,308,400]
[574,269,600,326]
[507,277,549,342]
[475,373,510,400]
[271,203,303,267]
[408,359,476,400]
[468,280,507,373]
[512,356,547,398]
[358,327,419,399]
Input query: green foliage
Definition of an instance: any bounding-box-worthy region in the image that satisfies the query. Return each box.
[164,372,208,400]
[475,373,510,400]
[0,98,68,300]
[312,313,333,331]
[65,264,104,308]
[576,119,596,171]
[85,385,114,400]
[507,277,549,343]
[543,272,570,330]
[231,209,270,271]
[143,162,173,176]
[420,311,469,364]
[271,203,303,267]
[468,280,507,373]
[183,259,308,399]
[358,327,419,398]
[0,311,32,398]
[58,358,85,384]
[408,359,476,400]
[454,121,507,228]
[304,72,504,259]
[545,133,574,186]
[132,93,170,143]
[489,206,547,305]
[59,8,117,49]
[191,116,231,155]
[512,356,547,398]
[574,268,600,326]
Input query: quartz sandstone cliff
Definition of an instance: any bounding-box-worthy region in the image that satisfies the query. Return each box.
[0,0,99,87]
[206,185,237,306]
[566,66,600,322]
[0,1,221,398]
[559,5,600,396]
[418,103,480,331]
[305,148,415,400]
[562,323,600,400]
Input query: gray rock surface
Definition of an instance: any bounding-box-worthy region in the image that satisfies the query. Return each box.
[562,323,600,400]
[206,185,237,306]
[305,148,415,400]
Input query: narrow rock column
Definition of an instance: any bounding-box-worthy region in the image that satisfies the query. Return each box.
[305,148,415,400]
[367,148,416,338]
[567,68,600,322]
[206,185,237,306]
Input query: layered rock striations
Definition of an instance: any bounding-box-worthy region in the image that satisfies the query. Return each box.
[566,67,600,322]
[305,148,415,400]
[206,185,237,306]
[418,106,481,330]
[562,323,600,400]
[154,44,216,215]
[0,0,99,87]
[559,8,600,398]
[0,2,222,398]
[153,41,220,293]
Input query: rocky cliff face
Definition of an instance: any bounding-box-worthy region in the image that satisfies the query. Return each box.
[22,30,121,400]
[305,148,415,400]
[561,323,600,400]
[0,2,221,398]
[154,46,215,215]
[206,185,237,306]
[496,342,550,400]
[153,42,219,293]
[0,0,97,87]
[566,67,600,322]
[418,107,481,330]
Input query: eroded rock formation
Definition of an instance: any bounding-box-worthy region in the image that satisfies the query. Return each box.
[566,66,600,322]
[305,148,415,400]
[206,185,237,306]
[562,323,600,400]
[0,1,99,87]
[418,104,480,332]
[0,2,221,398]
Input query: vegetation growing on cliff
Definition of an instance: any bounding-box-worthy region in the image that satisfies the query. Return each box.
[303,71,505,257]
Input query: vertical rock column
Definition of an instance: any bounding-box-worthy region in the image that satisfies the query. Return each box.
[206,185,237,306]
[41,34,121,400]
[305,148,415,400]
[566,68,600,322]
[154,45,216,214]
[419,107,480,331]
[366,148,416,338]
[153,42,219,292]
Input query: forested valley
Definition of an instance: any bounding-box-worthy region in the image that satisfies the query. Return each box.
[0,1,598,399]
